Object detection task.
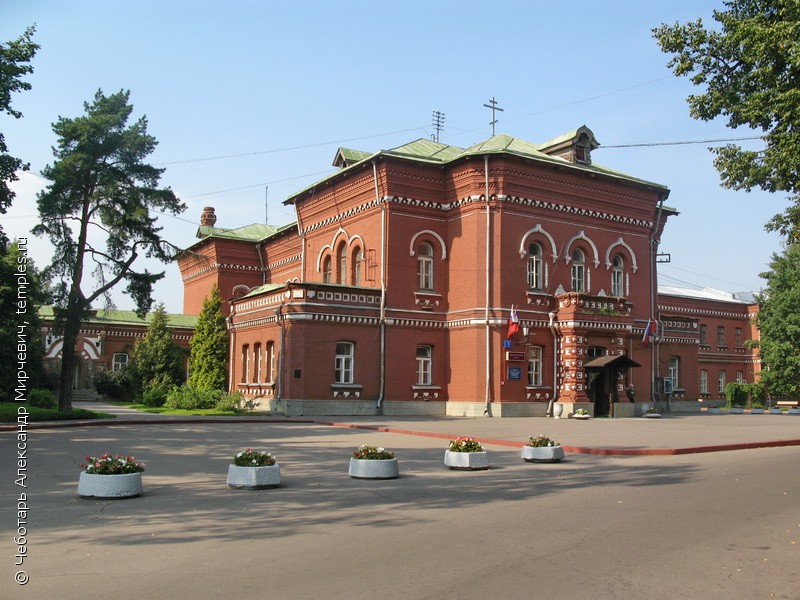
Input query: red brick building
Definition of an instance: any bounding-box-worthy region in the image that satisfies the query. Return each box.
[40,307,196,400]
[178,127,759,416]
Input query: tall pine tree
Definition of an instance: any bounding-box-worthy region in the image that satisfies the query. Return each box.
[188,285,229,392]
[33,90,185,410]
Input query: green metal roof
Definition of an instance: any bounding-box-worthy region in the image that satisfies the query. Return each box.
[285,129,669,204]
[239,282,286,299]
[197,223,279,242]
[38,306,197,328]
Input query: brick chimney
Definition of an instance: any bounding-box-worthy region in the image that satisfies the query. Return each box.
[200,206,217,227]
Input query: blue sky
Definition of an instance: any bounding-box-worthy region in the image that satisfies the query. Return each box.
[2,0,784,314]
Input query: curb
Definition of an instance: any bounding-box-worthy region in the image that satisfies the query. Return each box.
[5,414,800,457]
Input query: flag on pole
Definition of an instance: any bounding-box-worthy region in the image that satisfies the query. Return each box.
[507,305,520,338]
[642,318,656,346]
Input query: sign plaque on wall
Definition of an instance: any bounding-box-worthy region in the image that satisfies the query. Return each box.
[506,351,526,361]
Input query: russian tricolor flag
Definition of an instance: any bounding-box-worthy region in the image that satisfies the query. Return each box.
[642,319,656,346]
[507,305,520,338]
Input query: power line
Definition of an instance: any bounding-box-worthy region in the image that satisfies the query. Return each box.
[155,126,426,166]
[603,135,764,149]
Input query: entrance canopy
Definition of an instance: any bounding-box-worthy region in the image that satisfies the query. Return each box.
[583,354,641,370]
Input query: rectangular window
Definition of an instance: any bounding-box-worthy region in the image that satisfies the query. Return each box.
[700,369,708,394]
[611,270,623,297]
[112,353,129,372]
[266,341,275,383]
[418,258,433,290]
[416,346,432,385]
[527,346,543,386]
[241,345,250,384]
[718,370,726,394]
[571,263,585,293]
[736,371,744,383]
[699,324,707,346]
[668,357,679,390]
[717,326,725,347]
[253,343,262,383]
[735,327,743,347]
[335,342,354,384]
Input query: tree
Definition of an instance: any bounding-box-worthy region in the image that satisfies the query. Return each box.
[0,240,52,401]
[131,304,185,398]
[653,1,800,238]
[0,25,38,250]
[188,285,229,392]
[33,89,186,411]
[752,243,800,399]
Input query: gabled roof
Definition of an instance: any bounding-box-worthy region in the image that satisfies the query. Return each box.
[333,147,373,168]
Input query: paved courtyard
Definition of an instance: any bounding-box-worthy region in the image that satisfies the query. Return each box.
[2,408,799,599]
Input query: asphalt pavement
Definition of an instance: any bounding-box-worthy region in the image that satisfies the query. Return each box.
[2,403,799,600]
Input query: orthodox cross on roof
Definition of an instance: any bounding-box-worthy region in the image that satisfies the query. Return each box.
[483,97,504,136]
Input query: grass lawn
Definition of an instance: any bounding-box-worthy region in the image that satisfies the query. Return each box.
[0,403,116,422]
[105,400,259,417]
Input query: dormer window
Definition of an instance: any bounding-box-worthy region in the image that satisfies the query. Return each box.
[575,133,592,164]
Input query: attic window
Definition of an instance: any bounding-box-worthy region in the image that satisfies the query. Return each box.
[575,134,591,164]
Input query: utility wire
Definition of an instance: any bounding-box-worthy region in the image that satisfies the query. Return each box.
[155,126,426,166]
[604,135,763,149]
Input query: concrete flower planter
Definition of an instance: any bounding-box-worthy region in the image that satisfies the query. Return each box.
[573,414,591,420]
[788,408,800,415]
[729,407,744,414]
[750,408,764,414]
[78,472,143,499]
[227,464,281,489]
[348,458,400,479]
[521,445,564,463]
[769,408,783,414]
[444,450,489,470]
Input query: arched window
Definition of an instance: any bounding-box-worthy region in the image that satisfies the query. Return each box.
[611,254,624,297]
[351,246,362,286]
[322,255,332,284]
[571,249,585,292]
[527,243,543,290]
[417,242,434,290]
[336,242,347,285]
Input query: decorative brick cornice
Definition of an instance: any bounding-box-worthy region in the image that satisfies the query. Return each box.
[658,304,752,320]
[181,262,262,282]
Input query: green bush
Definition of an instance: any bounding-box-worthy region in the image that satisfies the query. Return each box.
[141,386,169,407]
[164,385,221,410]
[214,392,246,413]
[27,388,57,409]
[748,382,767,406]
[725,382,748,407]
[95,368,133,400]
